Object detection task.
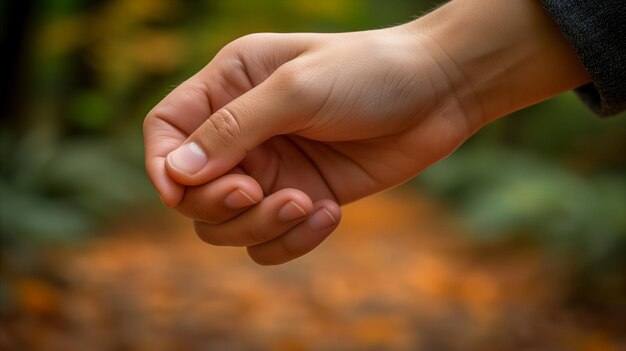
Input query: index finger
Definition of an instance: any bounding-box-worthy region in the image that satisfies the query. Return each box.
[143,77,215,207]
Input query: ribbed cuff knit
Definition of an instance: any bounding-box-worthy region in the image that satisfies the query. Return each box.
[539,0,626,116]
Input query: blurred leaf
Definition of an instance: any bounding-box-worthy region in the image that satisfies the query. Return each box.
[0,181,92,244]
[418,146,626,265]
[40,138,153,217]
[68,91,114,131]
[35,15,85,59]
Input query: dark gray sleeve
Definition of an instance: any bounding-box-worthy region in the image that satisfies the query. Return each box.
[539,0,626,117]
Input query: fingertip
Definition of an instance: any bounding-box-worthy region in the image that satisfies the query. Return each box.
[156,176,185,208]
[176,173,264,223]
[307,199,341,231]
[316,200,342,225]
[246,199,341,266]
[281,188,315,213]
[159,188,184,208]
[148,165,185,208]
[165,151,200,186]
[166,142,203,173]
[165,151,232,187]
[222,174,264,209]
[147,157,186,208]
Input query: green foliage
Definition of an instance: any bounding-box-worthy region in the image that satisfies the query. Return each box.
[2,0,624,284]
[0,127,154,245]
[3,0,432,245]
[417,94,626,301]
[68,91,115,131]
[419,146,625,261]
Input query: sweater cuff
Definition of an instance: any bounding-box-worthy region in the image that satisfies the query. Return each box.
[539,0,626,117]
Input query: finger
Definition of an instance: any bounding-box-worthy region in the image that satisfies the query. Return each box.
[193,188,313,247]
[164,61,314,186]
[247,200,341,265]
[143,77,215,207]
[147,33,314,202]
[145,153,185,207]
[176,173,263,224]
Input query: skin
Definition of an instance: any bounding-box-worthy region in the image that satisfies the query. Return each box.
[143,0,590,265]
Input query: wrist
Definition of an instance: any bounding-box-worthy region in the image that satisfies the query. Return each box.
[400,0,590,127]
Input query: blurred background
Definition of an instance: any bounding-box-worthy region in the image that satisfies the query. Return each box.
[1,0,624,350]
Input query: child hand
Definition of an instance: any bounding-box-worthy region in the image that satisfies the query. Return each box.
[144,0,588,264]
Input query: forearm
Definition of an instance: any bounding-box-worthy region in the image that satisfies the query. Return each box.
[402,0,590,127]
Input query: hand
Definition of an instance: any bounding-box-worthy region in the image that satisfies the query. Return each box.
[145,27,470,264]
[144,0,589,265]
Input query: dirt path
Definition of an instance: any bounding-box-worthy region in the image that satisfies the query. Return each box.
[1,188,623,350]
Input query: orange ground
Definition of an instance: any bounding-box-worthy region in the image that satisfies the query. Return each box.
[1,187,623,350]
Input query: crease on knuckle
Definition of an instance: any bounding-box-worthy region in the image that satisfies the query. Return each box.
[203,108,242,144]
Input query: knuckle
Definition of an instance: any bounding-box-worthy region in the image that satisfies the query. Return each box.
[201,108,242,145]
[142,112,152,133]
[144,107,166,133]
[238,33,267,45]
[273,62,311,98]
[226,33,269,53]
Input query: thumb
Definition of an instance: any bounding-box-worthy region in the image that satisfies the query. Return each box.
[165,73,304,186]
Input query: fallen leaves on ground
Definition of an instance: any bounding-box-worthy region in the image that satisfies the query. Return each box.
[1,188,623,351]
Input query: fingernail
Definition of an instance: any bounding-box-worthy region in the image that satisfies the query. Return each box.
[224,189,258,209]
[278,201,308,221]
[308,208,337,230]
[167,142,207,175]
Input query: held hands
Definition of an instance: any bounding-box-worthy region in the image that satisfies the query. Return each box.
[143,0,588,265]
